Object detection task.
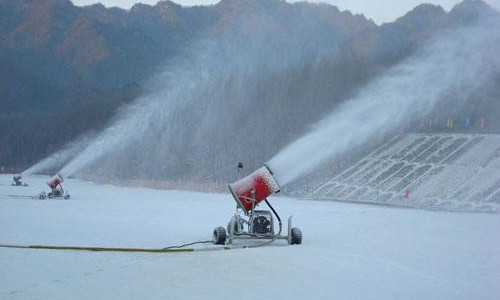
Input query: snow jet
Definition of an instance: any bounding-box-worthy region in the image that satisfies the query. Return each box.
[268,17,500,186]
[58,40,231,178]
[21,133,94,176]
[51,4,340,181]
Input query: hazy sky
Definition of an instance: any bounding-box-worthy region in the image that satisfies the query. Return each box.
[71,0,500,23]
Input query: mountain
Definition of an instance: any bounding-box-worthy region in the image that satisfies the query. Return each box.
[0,0,498,178]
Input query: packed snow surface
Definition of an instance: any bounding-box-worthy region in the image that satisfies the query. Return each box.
[1,174,499,300]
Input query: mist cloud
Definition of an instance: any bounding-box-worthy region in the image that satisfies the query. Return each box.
[268,15,500,185]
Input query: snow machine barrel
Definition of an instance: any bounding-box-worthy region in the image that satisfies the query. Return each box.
[47,174,63,189]
[228,165,280,213]
[13,174,22,181]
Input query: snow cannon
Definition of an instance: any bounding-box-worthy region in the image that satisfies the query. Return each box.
[39,174,70,200]
[212,164,302,247]
[12,174,28,186]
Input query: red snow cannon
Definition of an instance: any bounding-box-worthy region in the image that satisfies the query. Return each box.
[48,174,63,189]
[12,174,27,186]
[212,164,302,246]
[39,173,70,199]
[228,165,280,213]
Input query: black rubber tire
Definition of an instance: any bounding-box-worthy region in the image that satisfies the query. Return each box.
[213,226,227,245]
[290,227,302,245]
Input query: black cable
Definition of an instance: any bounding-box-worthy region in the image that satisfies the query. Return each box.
[265,199,281,226]
[162,240,213,250]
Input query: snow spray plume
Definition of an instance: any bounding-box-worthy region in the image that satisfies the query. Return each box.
[268,16,500,186]
[57,3,345,181]
[57,48,216,178]
[22,133,94,176]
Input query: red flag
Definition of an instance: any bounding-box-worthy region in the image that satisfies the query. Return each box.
[404,189,411,200]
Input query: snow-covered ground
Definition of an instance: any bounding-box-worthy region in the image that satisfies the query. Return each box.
[1,174,499,300]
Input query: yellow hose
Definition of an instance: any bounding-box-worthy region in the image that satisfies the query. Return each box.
[0,244,193,253]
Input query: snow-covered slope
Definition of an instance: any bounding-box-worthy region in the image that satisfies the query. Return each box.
[312,133,500,212]
[1,175,499,300]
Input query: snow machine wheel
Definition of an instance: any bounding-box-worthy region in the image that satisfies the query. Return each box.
[64,195,70,200]
[290,227,302,245]
[213,226,227,245]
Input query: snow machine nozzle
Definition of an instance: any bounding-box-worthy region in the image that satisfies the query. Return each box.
[228,164,280,213]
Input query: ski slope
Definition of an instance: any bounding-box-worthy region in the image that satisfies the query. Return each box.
[1,174,499,300]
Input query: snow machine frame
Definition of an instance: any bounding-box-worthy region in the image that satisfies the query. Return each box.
[213,165,302,247]
[38,187,70,200]
[221,198,301,246]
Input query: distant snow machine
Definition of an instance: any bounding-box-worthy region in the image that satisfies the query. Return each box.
[12,174,28,186]
[38,174,70,200]
[212,165,302,247]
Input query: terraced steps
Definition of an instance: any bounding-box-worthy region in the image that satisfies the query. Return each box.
[311,133,500,212]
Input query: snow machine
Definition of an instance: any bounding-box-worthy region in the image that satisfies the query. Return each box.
[38,174,70,200]
[212,165,302,247]
[12,174,28,186]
